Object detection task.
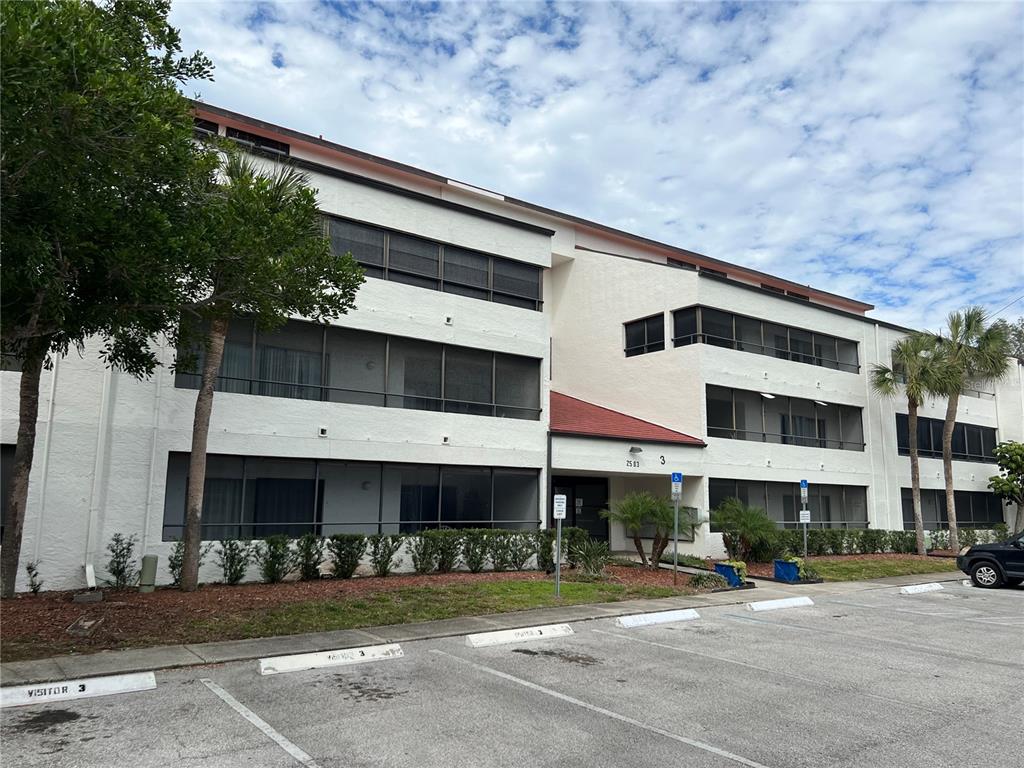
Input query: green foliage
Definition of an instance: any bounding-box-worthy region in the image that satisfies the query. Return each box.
[253,536,296,584]
[488,531,535,572]
[748,529,787,563]
[326,534,366,579]
[168,539,213,587]
[688,571,729,590]
[295,534,325,581]
[25,561,43,594]
[992,317,1024,361]
[216,539,252,585]
[805,530,830,556]
[461,529,490,574]
[104,533,139,588]
[368,535,403,578]
[408,535,438,575]
[601,492,680,568]
[721,560,748,584]
[929,530,949,551]
[781,555,819,581]
[989,441,1024,533]
[425,530,462,573]
[560,527,589,568]
[659,553,710,569]
[710,499,778,562]
[992,522,1009,541]
[533,529,555,571]
[571,538,611,579]
[888,531,917,554]
[958,528,978,549]
[859,529,888,554]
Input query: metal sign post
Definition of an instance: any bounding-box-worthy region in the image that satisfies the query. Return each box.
[800,479,809,558]
[671,473,683,586]
[553,494,567,598]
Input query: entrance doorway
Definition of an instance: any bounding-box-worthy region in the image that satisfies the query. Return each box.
[552,476,609,541]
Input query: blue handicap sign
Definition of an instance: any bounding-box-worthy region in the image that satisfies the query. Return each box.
[800,479,808,489]
[671,472,683,483]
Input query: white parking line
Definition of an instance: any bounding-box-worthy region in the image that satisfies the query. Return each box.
[200,679,320,768]
[591,629,949,715]
[431,650,772,768]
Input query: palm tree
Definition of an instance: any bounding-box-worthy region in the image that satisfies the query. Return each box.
[871,333,951,555]
[932,308,1011,551]
[600,491,673,568]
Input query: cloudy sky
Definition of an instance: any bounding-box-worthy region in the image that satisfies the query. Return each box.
[171,1,1023,329]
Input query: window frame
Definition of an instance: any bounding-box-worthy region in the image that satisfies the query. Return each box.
[623,313,666,357]
[894,414,997,463]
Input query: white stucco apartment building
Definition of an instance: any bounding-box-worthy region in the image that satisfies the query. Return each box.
[2,103,1021,590]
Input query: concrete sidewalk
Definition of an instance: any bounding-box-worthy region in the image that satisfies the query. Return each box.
[0,570,962,686]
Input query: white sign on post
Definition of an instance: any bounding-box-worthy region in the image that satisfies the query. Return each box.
[799,508,811,524]
[553,494,567,520]
[670,472,683,501]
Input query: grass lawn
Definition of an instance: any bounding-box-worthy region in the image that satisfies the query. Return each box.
[810,555,959,582]
[193,580,677,641]
[1,574,686,663]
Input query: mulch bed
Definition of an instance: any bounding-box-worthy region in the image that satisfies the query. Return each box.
[1,565,697,660]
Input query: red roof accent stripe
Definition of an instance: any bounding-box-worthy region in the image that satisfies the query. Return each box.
[550,392,705,447]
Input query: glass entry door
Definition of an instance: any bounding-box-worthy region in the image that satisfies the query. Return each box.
[552,476,609,541]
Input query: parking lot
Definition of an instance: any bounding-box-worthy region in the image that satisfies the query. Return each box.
[3,580,1021,768]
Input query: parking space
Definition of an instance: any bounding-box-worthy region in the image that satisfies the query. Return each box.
[3,582,1021,768]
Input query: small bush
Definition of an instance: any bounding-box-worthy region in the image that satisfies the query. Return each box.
[860,529,887,554]
[888,530,916,554]
[689,571,729,590]
[408,535,438,575]
[844,530,865,554]
[561,527,589,568]
[25,561,43,594]
[823,529,846,555]
[425,530,461,573]
[368,534,403,577]
[992,522,1009,542]
[327,534,366,579]
[533,529,555,571]
[253,535,296,584]
[929,529,949,551]
[806,530,830,556]
[168,539,213,587]
[217,539,252,585]
[461,529,490,573]
[572,538,610,579]
[295,533,325,581]
[959,528,978,549]
[711,499,778,562]
[488,531,535,572]
[748,529,786,563]
[105,533,139,588]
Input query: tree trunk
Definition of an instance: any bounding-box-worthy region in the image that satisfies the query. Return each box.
[907,400,926,555]
[1,343,47,598]
[649,530,663,570]
[631,533,647,567]
[180,317,229,592]
[941,392,960,552]
[651,529,670,568]
[1014,502,1024,535]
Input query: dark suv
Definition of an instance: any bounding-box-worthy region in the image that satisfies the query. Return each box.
[957,530,1024,588]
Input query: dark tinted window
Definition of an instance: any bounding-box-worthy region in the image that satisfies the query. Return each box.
[673,308,698,344]
[443,247,489,300]
[624,315,665,356]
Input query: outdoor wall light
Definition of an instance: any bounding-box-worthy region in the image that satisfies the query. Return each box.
[759,392,775,399]
[628,446,643,454]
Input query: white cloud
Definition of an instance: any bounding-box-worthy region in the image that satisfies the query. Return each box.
[170,0,1024,329]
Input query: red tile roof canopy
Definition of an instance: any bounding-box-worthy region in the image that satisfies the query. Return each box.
[550,392,705,447]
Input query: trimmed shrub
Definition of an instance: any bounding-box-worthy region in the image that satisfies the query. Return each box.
[888,530,916,554]
[823,529,847,556]
[992,522,1009,541]
[327,534,366,579]
[929,529,949,551]
[368,534,403,577]
[105,533,139,588]
[425,530,462,573]
[461,529,490,573]
[711,499,778,562]
[533,529,555,571]
[489,531,535,572]
[959,528,978,549]
[561,527,589,568]
[689,571,729,590]
[295,533,325,581]
[860,529,888,554]
[408,534,438,575]
[253,535,296,583]
[572,538,610,579]
[748,529,787,563]
[806,530,830,556]
[168,539,213,587]
[217,539,252,585]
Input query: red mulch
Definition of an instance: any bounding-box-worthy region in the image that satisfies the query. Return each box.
[0,565,697,661]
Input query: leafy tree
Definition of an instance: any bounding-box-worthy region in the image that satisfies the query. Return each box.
[0,0,214,597]
[992,317,1024,361]
[989,441,1024,535]
[932,308,1011,551]
[709,498,778,562]
[870,332,953,555]
[176,154,364,591]
[600,491,690,568]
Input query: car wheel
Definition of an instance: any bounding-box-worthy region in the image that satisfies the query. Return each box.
[970,561,1003,588]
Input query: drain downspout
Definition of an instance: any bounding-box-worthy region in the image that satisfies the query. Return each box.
[84,367,115,587]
